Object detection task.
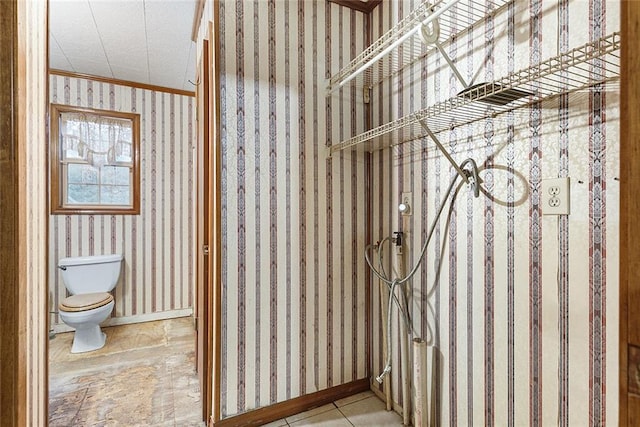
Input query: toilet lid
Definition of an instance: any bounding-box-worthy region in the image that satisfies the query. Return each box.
[59,292,114,312]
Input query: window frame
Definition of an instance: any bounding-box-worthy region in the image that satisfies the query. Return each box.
[50,104,141,215]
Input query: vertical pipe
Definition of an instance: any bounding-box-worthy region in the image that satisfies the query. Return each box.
[413,338,428,427]
[396,243,411,425]
[399,295,411,425]
[379,276,392,410]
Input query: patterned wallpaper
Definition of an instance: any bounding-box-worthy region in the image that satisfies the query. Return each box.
[20,1,49,422]
[370,1,620,426]
[48,74,195,326]
[214,0,369,417]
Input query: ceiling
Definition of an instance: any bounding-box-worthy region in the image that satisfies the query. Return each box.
[49,0,197,93]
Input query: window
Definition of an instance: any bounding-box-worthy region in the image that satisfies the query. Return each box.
[50,104,140,214]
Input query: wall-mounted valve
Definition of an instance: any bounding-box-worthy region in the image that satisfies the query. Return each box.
[399,192,412,216]
[392,231,403,247]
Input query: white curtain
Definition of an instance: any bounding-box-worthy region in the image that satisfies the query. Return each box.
[60,112,132,167]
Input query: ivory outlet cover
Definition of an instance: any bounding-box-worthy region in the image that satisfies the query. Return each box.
[541,177,570,215]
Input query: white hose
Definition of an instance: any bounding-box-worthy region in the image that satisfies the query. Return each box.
[376,278,399,384]
[366,158,480,289]
[379,276,393,410]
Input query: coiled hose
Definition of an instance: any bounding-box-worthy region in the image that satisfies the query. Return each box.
[366,158,481,382]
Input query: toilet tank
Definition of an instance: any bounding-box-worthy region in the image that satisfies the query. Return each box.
[58,254,123,295]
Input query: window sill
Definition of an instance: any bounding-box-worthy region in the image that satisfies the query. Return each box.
[50,206,140,215]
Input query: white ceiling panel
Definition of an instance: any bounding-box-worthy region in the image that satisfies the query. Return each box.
[108,63,151,87]
[89,1,149,81]
[50,0,111,77]
[49,0,197,93]
[144,0,195,90]
[49,34,74,71]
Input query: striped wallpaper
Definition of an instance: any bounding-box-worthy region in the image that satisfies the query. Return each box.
[370,1,620,426]
[48,74,195,327]
[19,1,49,423]
[197,0,370,418]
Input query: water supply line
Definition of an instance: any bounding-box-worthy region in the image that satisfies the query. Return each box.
[380,283,393,410]
[395,232,411,426]
[376,237,394,410]
[366,158,481,289]
[366,157,481,388]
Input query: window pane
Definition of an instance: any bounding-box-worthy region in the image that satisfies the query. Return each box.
[67,184,99,204]
[67,164,98,184]
[100,166,116,185]
[100,165,130,186]
[101,185,130,205]
[115,166,130,185]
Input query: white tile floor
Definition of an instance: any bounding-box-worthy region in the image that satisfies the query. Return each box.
[263,391,404,427]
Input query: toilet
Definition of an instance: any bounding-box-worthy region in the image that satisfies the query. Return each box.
[57,254,123,353]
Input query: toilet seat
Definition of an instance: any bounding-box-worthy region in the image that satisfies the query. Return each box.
[59,292,114,312]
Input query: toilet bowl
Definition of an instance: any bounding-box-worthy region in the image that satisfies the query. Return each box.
[57,254,123,353]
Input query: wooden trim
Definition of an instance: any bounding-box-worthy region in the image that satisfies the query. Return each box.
[49,103,141,215]
[197,35,213,422]
[48,68,196,97]
[210,7,223,424]
[211,379,370,427]
[0,1,19,424]
[191,0,206,42]
[620,1,640,424]
[44,0,51,421]
[327,0,383,13]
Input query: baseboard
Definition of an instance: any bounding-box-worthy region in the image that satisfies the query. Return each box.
[211,378,370,427]
[50,308,193,333]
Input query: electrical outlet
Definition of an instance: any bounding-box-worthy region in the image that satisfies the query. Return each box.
[400,192,412,216]
[541,177,570,215]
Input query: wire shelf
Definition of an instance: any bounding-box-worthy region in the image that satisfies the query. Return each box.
[329,32,621,155]
[326,0,512,94]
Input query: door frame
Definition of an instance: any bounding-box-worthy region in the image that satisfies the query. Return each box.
[208,9,223,423]
[196,36,213,422]
[619,1,640,423]
[1,0,48,424]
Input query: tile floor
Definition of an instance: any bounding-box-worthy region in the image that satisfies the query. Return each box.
[49,318,403,426]
[263,391,404,426]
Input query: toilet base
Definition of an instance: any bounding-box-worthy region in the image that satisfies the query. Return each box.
[71,324,107,353]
